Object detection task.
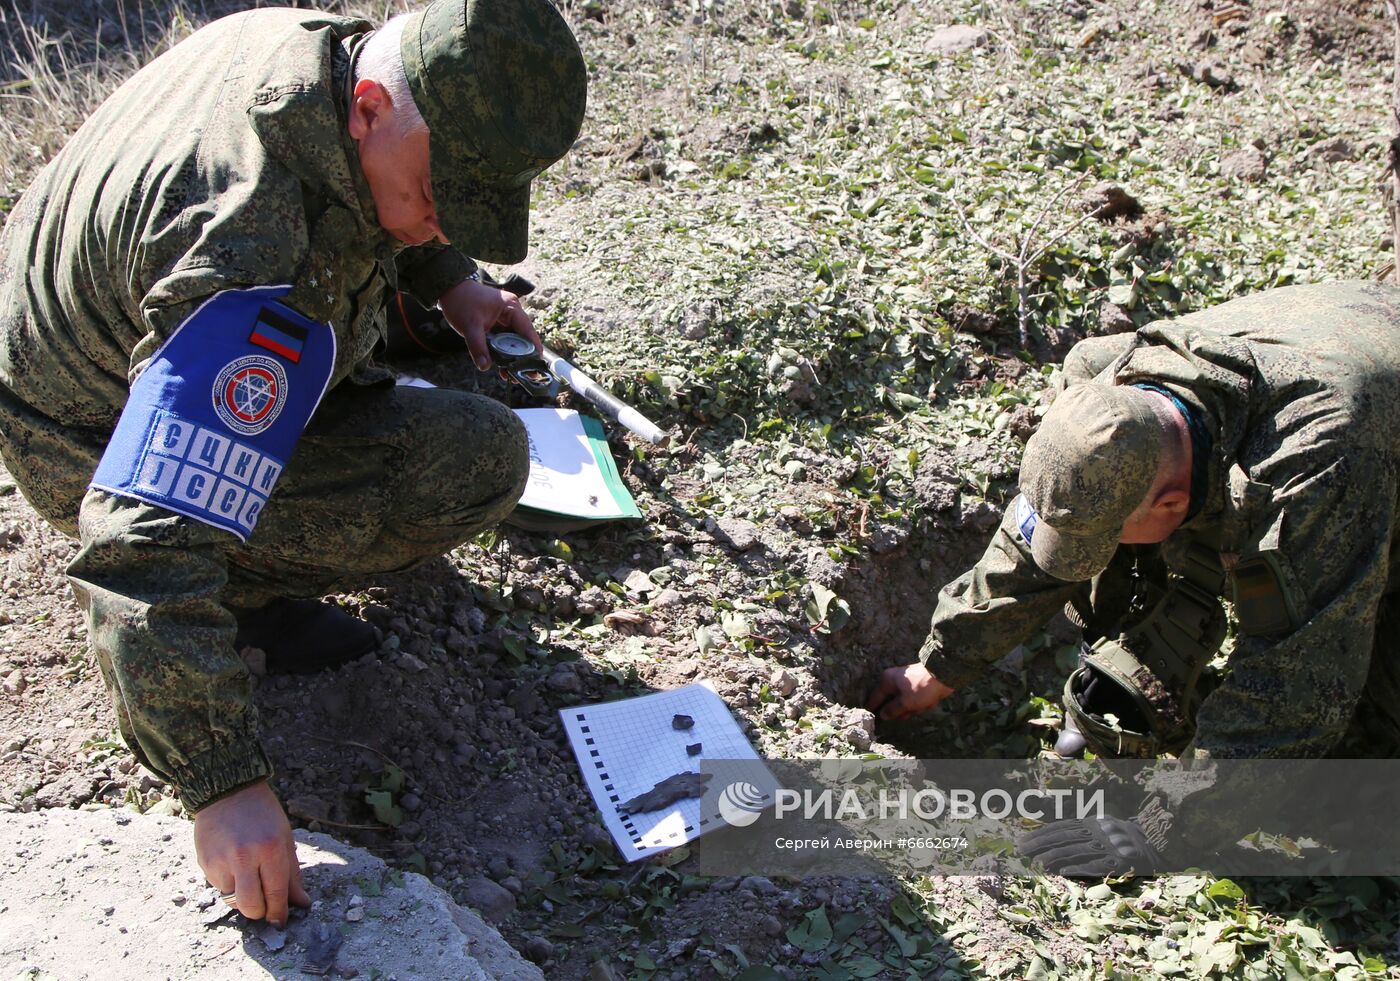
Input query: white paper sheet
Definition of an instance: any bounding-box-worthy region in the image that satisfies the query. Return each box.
[515,408,635,519]
[562,683,773,861]
[391,380,636,521]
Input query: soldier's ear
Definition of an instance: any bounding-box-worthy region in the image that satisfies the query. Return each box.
[347,79,391,141]
[1151,487,1190,518]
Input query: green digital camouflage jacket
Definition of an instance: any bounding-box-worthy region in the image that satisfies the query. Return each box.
[919,281,1400,759]
[0,10,477,810]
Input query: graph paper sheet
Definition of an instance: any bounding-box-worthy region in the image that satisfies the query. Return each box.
[562,683,765,861]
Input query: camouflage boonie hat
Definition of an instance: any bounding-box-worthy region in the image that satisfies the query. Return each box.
[1019,383,1162,581]
[402,0,587,263]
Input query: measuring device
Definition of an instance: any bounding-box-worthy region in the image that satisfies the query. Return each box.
[487,331,668,446]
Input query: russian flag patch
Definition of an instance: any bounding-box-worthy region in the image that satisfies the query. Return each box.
[249,306,309,363]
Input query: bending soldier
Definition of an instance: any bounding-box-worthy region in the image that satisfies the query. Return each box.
[869,282,1400,867]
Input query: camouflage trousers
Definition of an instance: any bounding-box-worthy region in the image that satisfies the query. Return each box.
[0,377,528,604]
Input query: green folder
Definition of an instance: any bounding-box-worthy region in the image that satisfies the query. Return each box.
[507,409,642,533]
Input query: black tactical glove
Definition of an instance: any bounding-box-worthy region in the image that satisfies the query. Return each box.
[1016,816,1162,878]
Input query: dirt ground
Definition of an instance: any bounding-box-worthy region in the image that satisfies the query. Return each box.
[4,0,1400,978]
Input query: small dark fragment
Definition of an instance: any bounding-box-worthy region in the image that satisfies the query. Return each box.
[1081,182,1141,222]
[301,923,344,976]
[618,772,712,814]
[200,904,238,927]
[686,743,702,756]
[672,715,694,730]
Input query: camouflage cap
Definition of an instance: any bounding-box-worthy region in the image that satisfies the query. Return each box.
[1019,383,1163,581]
[401,0,587,263]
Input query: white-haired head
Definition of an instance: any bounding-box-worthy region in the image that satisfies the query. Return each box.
[354,13,428,139]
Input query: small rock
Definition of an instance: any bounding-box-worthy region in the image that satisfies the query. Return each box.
[1220,147,1268,183]
[523,936,554,963]
[574,586,615,617]
[706,516,760,552]
[740,875,778,896]
[653,589,683,609]
[1080,182,1140,221]
[286,795,331,823]
[672,714,695,731]
[926,24,988,54]
[591,960,625,981]
[400,792,422,812]
[240,647,267,676]
[1008,404,1039,442]
[686,743,702,756]
[912,456,959,513]
[1306,136,1354,163]
[679,300,720,341]
[869,521,909,555]
[460,877,516,924]
[547,666,583,694]
[201,903,237,927]
[960,499,1001,533]
[399,652,429,673]
[345,906,364,922]
[663,937,698,961]
[1241,39,1272,68]
[580,823,614,852]
[1098,301,1135,335]
[255,922,288,951]
[846,708,876,738]
[770,669,798,698]
[1190,59,1233,89]
[759,914,784,937]
[3,672,26,695]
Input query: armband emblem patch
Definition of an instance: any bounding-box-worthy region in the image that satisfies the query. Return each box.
[1015,493,1038,544]
[90,286,335,541]
[214,356,288,435]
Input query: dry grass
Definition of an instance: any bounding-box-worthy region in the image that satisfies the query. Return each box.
[0,0,412,202]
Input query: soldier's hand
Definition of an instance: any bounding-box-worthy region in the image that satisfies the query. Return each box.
[866,662,955,721]
[1016,816,1162,878]
[438,277,540,372]
[193,780,310,927]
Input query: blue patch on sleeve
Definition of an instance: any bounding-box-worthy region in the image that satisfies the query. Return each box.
[1015,494,1038,544]
[91,286,336,541]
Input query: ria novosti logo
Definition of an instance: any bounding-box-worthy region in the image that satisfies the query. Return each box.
[716,781,768,827]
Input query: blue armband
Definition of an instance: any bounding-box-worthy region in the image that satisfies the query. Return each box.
[1015,493,1038,544]
[90,285,336,541]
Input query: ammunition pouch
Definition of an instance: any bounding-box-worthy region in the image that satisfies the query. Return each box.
[1063,573,1227,759]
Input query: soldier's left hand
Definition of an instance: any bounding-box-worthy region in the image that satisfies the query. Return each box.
[866,662,955,720]
[438,277,541,372]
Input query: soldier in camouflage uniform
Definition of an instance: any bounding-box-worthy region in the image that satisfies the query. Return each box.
[871,280,1400,758]
[868,281,1400,872]
[0,0,586,924]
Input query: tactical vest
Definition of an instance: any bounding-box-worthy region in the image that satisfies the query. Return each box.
[1061,542,1229,758]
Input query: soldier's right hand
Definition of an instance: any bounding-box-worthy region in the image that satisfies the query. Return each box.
[193,780,310,927]
[866,662,956,721]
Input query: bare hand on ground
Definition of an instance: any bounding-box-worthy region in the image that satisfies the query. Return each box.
[438,277,540,371]
[866,663,956,721]
[193,780,310,927]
